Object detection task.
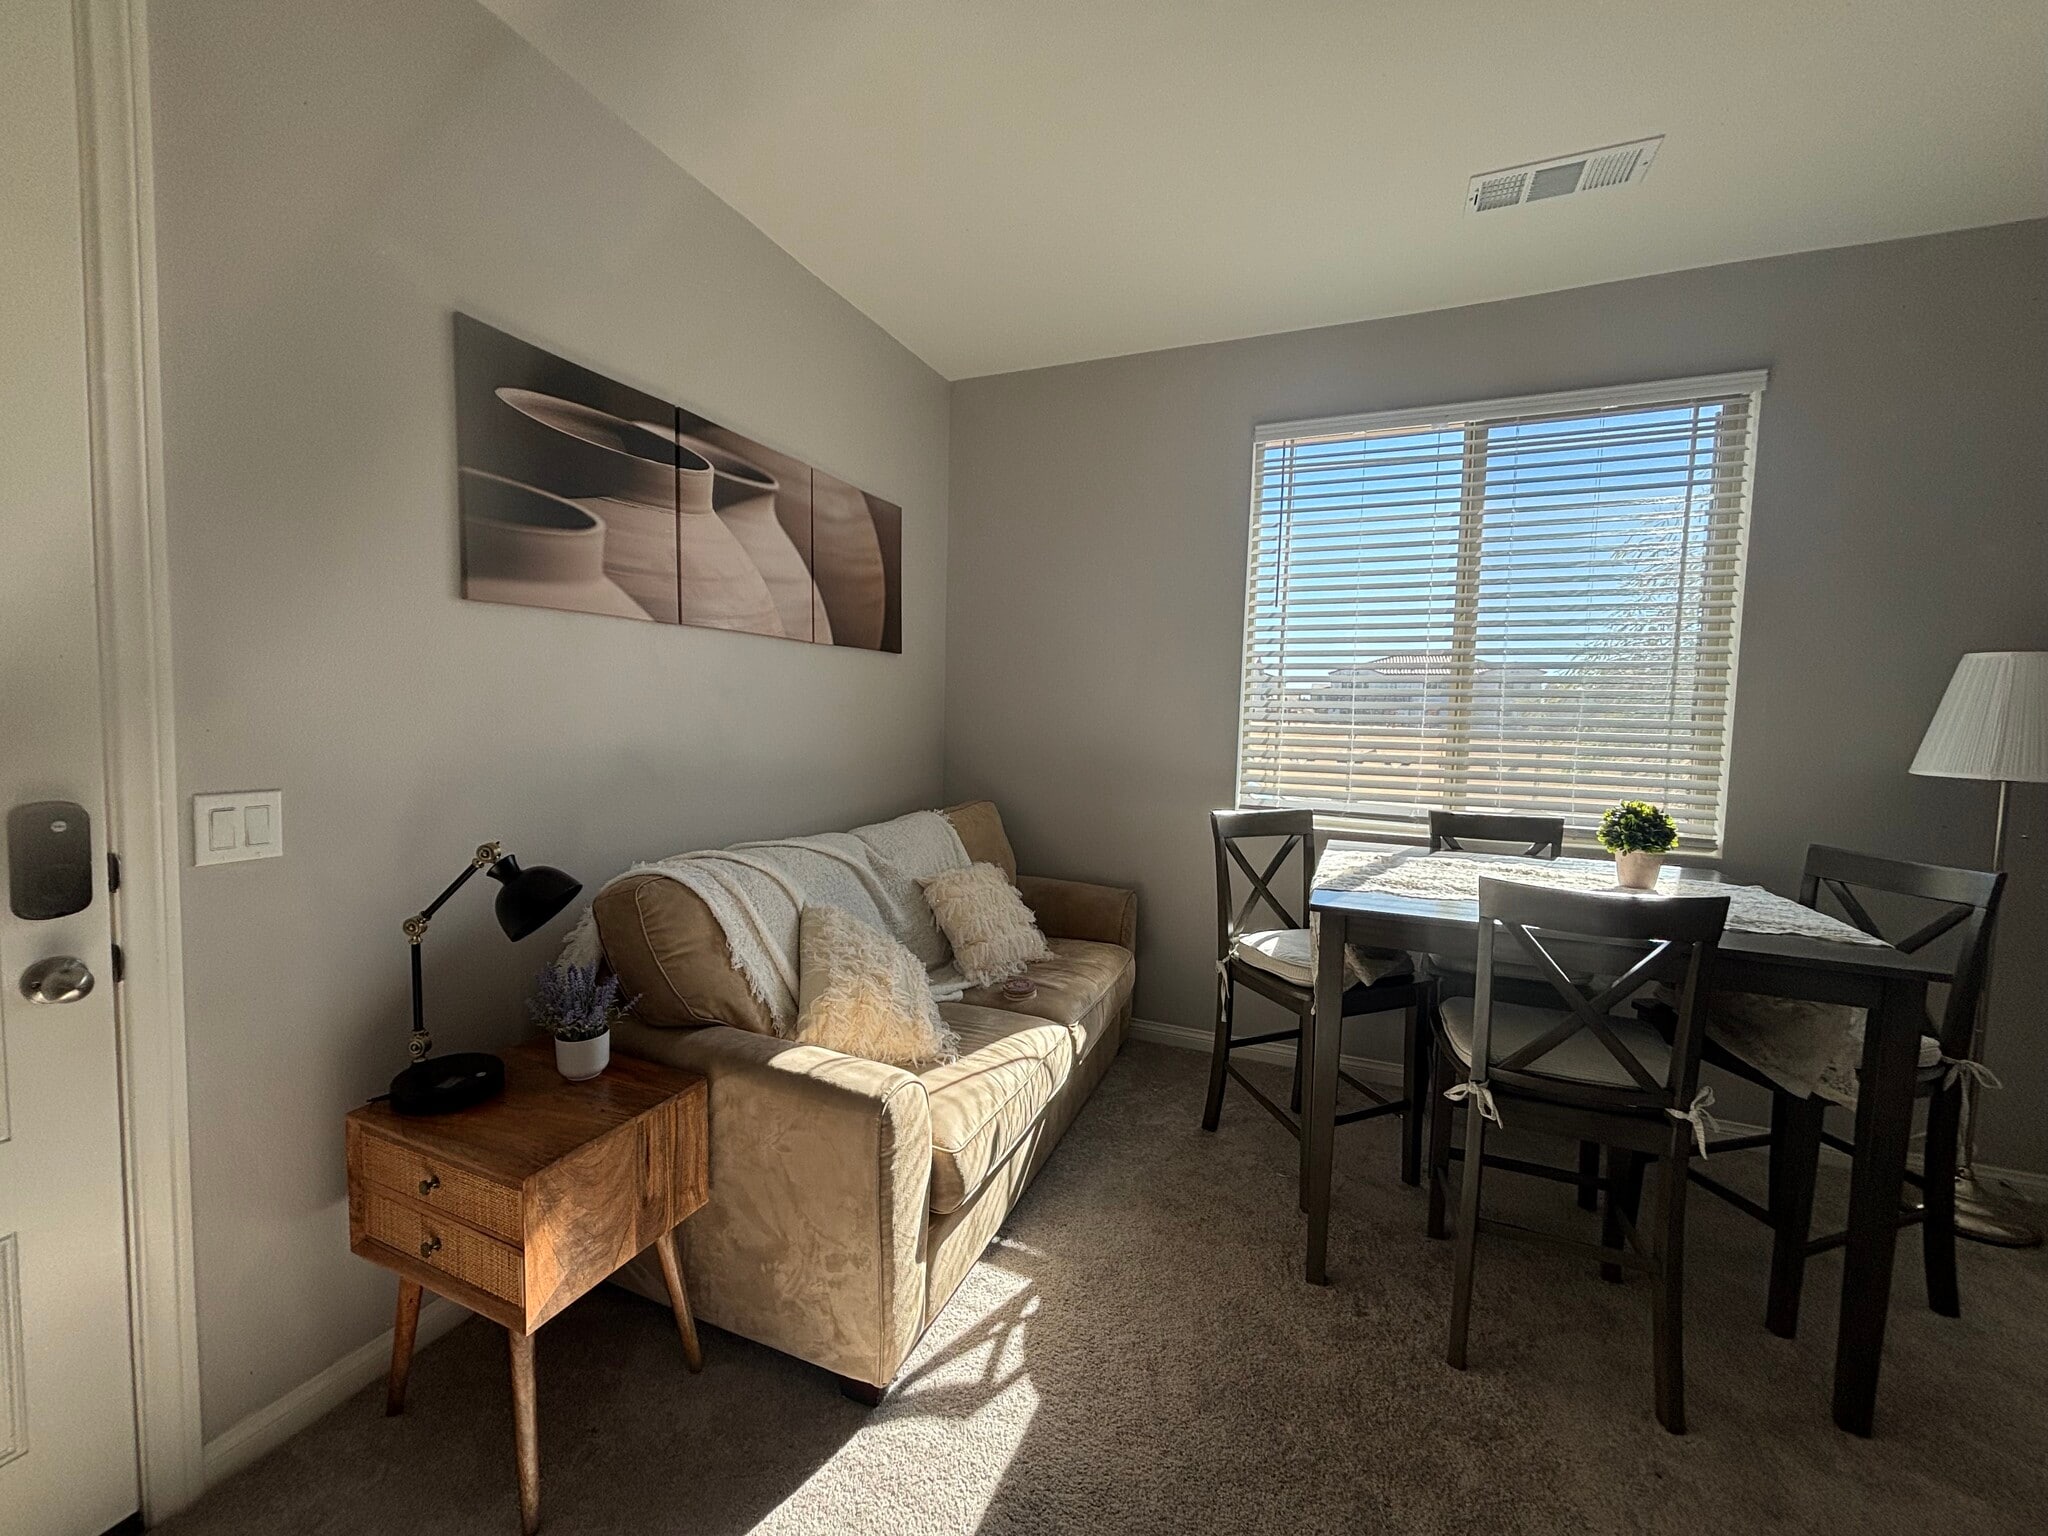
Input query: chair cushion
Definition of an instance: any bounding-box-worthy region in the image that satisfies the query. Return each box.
[920,1007,1073,1215]
[1230,929,1410,988]
[1440,995,1671,1091]
[955,938,1135,1061]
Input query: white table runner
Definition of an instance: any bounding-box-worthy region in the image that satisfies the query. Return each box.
[1314,846,1900,1104]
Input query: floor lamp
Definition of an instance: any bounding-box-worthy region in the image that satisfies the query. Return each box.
[1911,650,2047,1247]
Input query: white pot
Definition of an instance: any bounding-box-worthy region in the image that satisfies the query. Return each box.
[554,1031,610,1082]
[1614,851,1666,891]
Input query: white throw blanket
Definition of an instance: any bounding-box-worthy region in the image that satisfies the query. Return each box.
[557,809,970,1033]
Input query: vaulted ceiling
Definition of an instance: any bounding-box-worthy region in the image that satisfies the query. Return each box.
[481,1,2048,380]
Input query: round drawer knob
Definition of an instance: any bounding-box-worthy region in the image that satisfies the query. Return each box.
[418,1173,440,1196]
[419,1234,442,1259]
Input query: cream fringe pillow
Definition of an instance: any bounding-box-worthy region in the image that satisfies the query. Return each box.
[796,905,958,1068]
[919,862,1052,987]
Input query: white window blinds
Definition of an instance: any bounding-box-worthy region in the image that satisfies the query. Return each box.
[1236,372,1765,853]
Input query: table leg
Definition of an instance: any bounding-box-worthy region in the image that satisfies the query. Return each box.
[508,1329,539,1536]
[1832,975,1926,1436]
[1305,911,1346,1285]
[385,1279,422,1416]
[1766,1089,1824,1338]
[653,1227,704,1372]
[1400,1002,1426,1189]
[1297,1010,1312,1214]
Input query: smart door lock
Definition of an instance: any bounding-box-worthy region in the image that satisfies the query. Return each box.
[8,800,95,920]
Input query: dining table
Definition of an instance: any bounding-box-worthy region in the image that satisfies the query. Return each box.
[1303,840,1949,1437]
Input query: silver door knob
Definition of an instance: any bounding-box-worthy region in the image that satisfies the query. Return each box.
[19,956,94,1004]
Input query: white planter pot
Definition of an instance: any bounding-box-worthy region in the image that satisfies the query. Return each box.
[1614,851,1666,891]
[554,1032,610,1082]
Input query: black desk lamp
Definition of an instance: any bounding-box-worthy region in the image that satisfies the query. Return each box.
[389,840,582,1116]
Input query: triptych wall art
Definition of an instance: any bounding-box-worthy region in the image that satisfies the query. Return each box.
[453,314,902,651]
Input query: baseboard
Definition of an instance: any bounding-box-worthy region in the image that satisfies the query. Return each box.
[201,1295,467,1488]
[1129,1015,2047,1199]
[1128,1015,1402,1089]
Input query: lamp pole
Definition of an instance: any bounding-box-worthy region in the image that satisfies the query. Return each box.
[1954,778,2041,1247]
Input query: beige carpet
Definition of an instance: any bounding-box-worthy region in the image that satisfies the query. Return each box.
[165,1041,2048,1535]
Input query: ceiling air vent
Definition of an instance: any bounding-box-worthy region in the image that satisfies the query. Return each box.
[1466,136,1662,214]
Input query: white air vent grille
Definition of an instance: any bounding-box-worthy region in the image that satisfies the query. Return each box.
[1467,136,1662,213]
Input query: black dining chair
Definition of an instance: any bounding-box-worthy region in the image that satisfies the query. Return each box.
[1427,876,1730,1433]
[1203,810,1434,1187]
[1422,809,1602,1209]
[1688,845,2005,1333]
[1427,809,1566,858]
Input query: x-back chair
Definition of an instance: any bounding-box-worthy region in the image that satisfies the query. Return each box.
[1428,876,1730,1433]
[1203,810,1434,1188]
[1427,809,1566,859]
[1689,845,2005,1334]
[1424,809,1605,1208]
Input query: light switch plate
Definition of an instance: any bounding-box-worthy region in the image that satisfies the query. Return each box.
[192,790,283,866]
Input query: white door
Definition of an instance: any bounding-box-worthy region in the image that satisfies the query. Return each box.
[0,2,144,1532]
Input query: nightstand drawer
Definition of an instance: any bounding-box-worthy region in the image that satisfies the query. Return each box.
[363,1190,524,1304]
[360,1134,523,1242]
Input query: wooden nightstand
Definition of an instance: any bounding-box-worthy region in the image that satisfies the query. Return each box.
[346,1039,708,1534]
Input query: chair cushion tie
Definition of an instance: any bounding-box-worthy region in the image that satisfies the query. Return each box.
[1667,1086,1722,1158]
[1939,1055,2002,1092]
[1444,1080,1502,1126]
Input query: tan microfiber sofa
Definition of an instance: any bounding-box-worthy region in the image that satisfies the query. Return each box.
[592,801,1136,1397]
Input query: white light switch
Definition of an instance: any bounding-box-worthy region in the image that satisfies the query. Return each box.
[193,790,284,866]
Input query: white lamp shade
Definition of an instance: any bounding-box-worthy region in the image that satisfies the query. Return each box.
[1911,652,2048,783]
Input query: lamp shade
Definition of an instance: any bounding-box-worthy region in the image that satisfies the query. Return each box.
[486,855,583,941]
[1911,652,2048,784]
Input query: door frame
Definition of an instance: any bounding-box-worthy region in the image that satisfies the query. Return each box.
[71,0,205,1519]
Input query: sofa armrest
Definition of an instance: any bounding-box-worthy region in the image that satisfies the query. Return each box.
[1016,874,1137,952]
[611,1018,932,1388]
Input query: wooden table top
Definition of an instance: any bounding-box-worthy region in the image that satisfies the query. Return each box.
[1309,841,1949,985]
[347,1039,704,1183]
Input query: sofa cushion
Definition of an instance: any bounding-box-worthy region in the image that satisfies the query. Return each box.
[922,1006,1073,1215]
[795,905,959,1068]
[941,800,1017,884]
[594,872,775,1034]
[956,938,1135,1062]
[920,862,1052,986]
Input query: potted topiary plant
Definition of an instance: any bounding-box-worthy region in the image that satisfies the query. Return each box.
[1597,800,1678,891]
[530,963,632,1082]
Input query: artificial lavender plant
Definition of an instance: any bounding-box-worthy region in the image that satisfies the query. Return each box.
[530,963,634,1043]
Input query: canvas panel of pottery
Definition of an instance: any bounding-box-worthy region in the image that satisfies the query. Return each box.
[454,314,903,651]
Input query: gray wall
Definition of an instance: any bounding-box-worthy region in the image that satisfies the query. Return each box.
[948,220,2048,1172]
[149,0,949,1438]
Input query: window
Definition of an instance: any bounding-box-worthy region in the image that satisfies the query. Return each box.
[1236,372,1765,853]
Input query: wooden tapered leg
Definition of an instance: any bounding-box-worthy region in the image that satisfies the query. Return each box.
[1201,971,1232,1132]
[653,1227,704,1372]
[1921,1081,1962,1318]
[385,1279,422,1416]
[1766,1090,1824,1338]
[1650,1153,1690,1435]
[1446,1101,1487,1369]
[508,1330,539,1536]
